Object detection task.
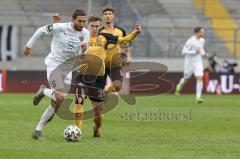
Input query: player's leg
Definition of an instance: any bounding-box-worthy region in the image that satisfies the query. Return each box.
[33,65,67,105]
[106,80,122,93]
[33,86,64,105]
[175,62,193,95]
[175,78,188,95]
[40,70,71,103]
[195,76,203,103]
[74,99,84,129]
[32,99,56,139]
[106,67,123,93]
[32,67,68,139]
[74,85,85,129]
[194,64,204,103]
[32,91,66,139]
[105,67,115,92]
[92,101,104,138]
[73,74,105,130]
[42,68,69,105]
[88,76,106,137]
[33,85,47,105]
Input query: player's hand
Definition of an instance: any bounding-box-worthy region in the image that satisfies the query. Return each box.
[23,47,31,56]
[52,13,63,23]
[204,53,209,59]
[81,43,88,54]
[196,48,201,54]
[135,25,142,34]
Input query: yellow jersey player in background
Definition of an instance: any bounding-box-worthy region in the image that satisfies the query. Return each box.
[52,14,141,137]
[99,6,132,93]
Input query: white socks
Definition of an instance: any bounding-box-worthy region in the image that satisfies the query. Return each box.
[36,105,55,131]
[196,80,203,99]
[43,88,56,101]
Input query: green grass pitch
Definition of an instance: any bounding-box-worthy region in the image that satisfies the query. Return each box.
[0,93,239,159]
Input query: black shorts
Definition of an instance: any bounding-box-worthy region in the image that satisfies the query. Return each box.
[105,67,123,82]
[76,75,106,102]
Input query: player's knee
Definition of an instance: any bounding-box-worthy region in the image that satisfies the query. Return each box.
[51,100,57,108]
[50,99,62,110]
[184,79,189,84]
[57,95,66,104]
[112,81,122,92]
[93,102,103,109]
[54,91,66,104]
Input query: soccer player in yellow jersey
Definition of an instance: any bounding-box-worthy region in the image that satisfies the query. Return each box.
[75,15,141,137]
[99,6,131,93]
[52,14,141,137]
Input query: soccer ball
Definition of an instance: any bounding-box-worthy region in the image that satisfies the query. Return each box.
[63,125,82,142]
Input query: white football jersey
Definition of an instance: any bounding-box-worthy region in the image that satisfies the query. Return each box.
[26,22,90,63]
[182,36,206,64]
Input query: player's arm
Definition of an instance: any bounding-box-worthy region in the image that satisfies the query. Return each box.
[23,23,60,56]
[80,29,90,54]
[52,13,63,23]
[119,27,132,64]
[117,25,141,44]
[200,47,207,58]
[122,43,131,65]
[200,39,209,58]
[100,25,141,46]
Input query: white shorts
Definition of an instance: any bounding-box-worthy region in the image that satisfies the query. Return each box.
[183,62,204,79]
[45,57,73,92]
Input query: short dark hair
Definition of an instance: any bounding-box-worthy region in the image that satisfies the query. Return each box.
[72,9,86,19]
[102,6,115,14]
[88,15,102,23]
[194,26,204,33]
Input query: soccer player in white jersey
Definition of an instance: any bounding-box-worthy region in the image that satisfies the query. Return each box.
[175,27,208,103]
[23,10,90,139]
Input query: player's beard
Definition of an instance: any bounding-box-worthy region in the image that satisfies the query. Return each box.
[74,25,83,31]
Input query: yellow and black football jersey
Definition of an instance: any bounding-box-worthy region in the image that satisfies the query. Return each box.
[99,26,127,68]
[78,30,137,76]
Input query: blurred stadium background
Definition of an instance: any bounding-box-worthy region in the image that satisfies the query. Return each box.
[0,0,239,94]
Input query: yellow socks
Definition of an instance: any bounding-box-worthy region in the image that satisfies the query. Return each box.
[73,104,84,129]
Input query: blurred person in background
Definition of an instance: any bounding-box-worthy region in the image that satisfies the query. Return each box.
[175,26,208,104]
[220,60,238,74]
[208,53,219,73]
[99,6,132,94]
